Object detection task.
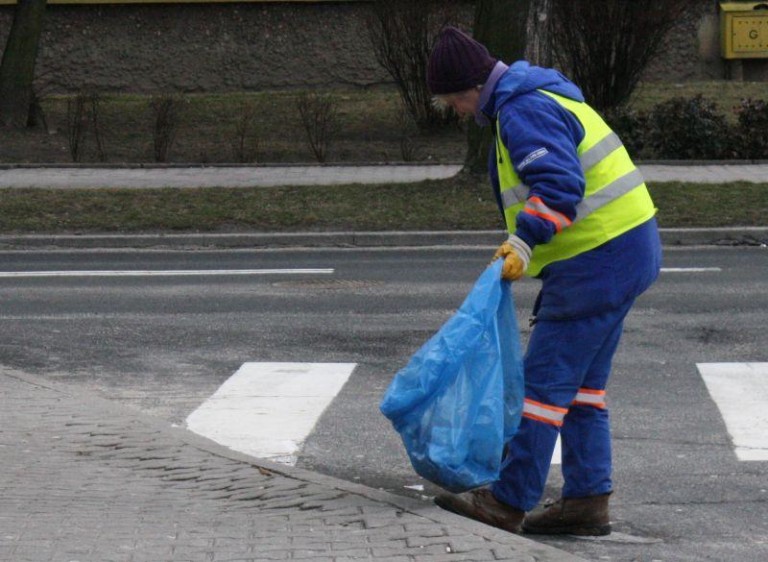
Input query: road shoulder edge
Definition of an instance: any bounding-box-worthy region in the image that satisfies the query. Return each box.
[0,227,765,250]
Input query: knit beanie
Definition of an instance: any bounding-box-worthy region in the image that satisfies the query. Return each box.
[427,26,497,95]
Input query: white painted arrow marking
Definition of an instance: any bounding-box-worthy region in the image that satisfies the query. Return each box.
[185,362,356,465]
[698,362,768,461]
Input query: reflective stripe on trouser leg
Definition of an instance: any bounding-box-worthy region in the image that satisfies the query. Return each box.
[572,388,606,409]
[491,299,635,512]
[522,398,568,427]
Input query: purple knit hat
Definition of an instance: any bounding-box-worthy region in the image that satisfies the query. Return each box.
[427,26,497,95]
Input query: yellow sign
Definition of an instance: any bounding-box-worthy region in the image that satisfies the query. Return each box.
[721,2,768,58]
[731,15,768,52]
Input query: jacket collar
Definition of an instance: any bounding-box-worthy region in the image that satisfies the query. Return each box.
[476,61,509,127]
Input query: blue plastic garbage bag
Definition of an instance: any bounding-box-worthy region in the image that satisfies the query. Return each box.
[380,260,525,493]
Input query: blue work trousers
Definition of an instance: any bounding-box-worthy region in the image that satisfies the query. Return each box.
[491,298,633,511]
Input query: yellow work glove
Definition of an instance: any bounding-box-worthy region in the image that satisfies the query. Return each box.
[491,235,532,281]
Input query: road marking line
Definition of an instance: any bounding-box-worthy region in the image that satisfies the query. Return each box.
[661,268,722,272]
[185,362,356,465]
[0,268,334,278]
[698,362,768,461]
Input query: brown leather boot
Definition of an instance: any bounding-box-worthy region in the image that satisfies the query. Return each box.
[434,488,525,534]
[522,493,611,536]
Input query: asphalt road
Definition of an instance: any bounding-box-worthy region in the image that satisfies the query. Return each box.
[0,245,766,561]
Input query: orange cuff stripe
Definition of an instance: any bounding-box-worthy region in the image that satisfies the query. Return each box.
[572,400,607,409]
[523,196,573,233]
[573,388,607,409]
[577,388,606,395]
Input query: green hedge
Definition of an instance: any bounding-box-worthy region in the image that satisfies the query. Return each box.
[607,95,768,160]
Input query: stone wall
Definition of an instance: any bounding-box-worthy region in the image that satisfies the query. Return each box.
[644,0,725,81]
[0,1,746,95]
[0,1,393,94]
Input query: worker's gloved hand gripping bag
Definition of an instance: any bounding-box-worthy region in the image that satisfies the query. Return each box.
[380,260,524,493]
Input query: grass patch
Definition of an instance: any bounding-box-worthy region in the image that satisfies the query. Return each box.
[0,177,499,233]
[649,181,767,227]
[0,178,764,234]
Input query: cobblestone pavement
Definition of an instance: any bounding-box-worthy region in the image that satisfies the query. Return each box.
[0,162,766,189]
[0,369,585,562]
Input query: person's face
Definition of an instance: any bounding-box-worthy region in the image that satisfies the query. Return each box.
[443,88,481,119]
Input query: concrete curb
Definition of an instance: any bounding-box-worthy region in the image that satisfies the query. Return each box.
[659,227,768,247]
[0,227,765,250]
[0,159,766,169]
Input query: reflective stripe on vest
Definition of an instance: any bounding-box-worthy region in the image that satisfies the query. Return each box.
[572,388,607,409]
[500,131,625,209]
[495,90,656,276]
[522,398,568,427]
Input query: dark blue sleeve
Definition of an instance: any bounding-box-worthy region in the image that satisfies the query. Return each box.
[497,92,586,248]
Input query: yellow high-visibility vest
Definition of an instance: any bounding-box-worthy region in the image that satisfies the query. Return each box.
[495,89,656,277]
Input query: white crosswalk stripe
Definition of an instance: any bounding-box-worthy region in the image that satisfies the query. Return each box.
[185,362,356,465]
[698,362,768,461]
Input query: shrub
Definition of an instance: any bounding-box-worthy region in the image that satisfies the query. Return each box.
[396,103,419,162]
[550,0,695,111]
[733,98,768,160]
[296,92,340,163]
[65,90,106,163]
[366,0,458,131]
[231,99,259,163]
[645,95,732,160]
[66,93,88,163]
[602,106,649,159]
[149,94,184,163]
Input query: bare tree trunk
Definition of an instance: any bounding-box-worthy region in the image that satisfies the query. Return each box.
[464,0,530,175]
[525,0,553,66]
[0,0,48,129]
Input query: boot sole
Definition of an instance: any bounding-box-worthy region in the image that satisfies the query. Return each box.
[434,495,462,515]
[523,523,611,536]
[434,496,523,534]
